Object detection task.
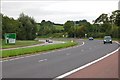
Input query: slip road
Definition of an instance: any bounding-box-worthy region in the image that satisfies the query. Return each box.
[2,40,119,78]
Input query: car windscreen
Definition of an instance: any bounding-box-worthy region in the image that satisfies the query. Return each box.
[104,36,111,39]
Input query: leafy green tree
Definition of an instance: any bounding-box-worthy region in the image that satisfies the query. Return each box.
[18,13,37,40]
[94,10,120,38]
[94,13,108,24]
[76,25,86,38]
[64,21,74,32]
[2,15,20,39]
[115,13,120,26]
[110,10,120,38]
[38,20,55,36]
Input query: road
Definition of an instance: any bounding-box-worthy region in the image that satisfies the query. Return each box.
[2,39,119,78]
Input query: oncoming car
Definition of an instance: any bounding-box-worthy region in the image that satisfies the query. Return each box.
[89,37,94,40]
[103,36,112,44]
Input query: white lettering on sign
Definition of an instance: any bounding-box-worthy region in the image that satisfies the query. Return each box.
[9,39,16,43]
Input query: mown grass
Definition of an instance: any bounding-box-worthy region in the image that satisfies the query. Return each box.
[1,41,77,58]
[2,40,42,49]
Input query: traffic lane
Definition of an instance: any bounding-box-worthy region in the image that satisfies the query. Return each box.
[2,40,119,78]
[2,40,84,77]
[2,41,84,69]
[1,40,117,76]
[1,40,118,77]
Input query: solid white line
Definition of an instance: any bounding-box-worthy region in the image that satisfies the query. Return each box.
[54,44,120,79]
[2,41,85,62]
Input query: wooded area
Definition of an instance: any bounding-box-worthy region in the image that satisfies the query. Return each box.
[1,10,120,40]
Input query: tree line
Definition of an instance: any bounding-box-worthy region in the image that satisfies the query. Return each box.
[64,10,120,38]
[93,10,120,38]
[1,10,120,40]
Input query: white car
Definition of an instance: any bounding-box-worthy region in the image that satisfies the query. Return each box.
[89,37,94,40]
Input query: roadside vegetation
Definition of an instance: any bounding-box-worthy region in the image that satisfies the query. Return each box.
[2,41,77,58]
[1,10,120,40]
[2,40,42,49]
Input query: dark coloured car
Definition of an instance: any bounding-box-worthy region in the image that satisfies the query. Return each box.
[103,36,112,44]
[46,39,49,42]
[46,39,53,43]
[89,37,94,40]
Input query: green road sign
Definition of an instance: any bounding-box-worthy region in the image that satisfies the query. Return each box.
[5,33,16,44]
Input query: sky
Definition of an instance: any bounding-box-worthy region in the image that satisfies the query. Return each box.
[1,0,119,24]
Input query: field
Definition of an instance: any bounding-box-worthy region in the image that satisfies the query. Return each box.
[2,41,77,58]
[2,40,42,49]
[54,25,64,31]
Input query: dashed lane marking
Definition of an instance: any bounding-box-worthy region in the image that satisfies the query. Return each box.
[38,59,47,62]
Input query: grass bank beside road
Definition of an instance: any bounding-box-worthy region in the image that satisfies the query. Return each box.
[1,41,77,58]
[2,40,42,49]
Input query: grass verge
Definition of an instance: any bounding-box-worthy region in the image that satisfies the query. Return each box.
[2,40,42,49]
[1,41,77,58]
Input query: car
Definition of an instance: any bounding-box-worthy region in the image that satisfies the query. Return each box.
[46,39,53,43]
[103,36,112,44]
[46,39,49,42]
[48,40,53,43]
[89,37,94,40]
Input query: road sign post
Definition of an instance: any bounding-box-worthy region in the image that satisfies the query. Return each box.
[5,33,16,44]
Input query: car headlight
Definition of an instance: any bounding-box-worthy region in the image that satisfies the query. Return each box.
[104,40,106,41]
[110,40,112,41]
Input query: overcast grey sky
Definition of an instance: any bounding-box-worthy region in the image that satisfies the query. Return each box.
[1,0,119,24]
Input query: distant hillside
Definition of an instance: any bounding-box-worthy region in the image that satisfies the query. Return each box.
[53,25,64,31]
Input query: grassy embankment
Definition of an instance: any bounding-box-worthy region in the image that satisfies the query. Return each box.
[1,41,77,58]
[38,25,64,38]
[2,40,42,49]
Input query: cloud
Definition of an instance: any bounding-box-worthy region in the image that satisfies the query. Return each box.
[1,0,119,24]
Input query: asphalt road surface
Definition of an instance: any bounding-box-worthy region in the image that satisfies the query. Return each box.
[2,39,119,78]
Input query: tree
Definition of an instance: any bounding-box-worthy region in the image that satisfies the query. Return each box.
[75,25,86,38]
[2,15,20,39]
[64,21,74,32]
[111,10,120,26]
[18,13,37,40]
[38,20,55,36]
[94,10,120,38]
[94,13,108,24]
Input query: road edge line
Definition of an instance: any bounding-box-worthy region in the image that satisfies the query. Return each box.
[54,42,120,79]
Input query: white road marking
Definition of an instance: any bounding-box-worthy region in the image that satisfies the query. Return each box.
[1,41,85,62]
[38,59,47,62]
[54,45,120,79]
